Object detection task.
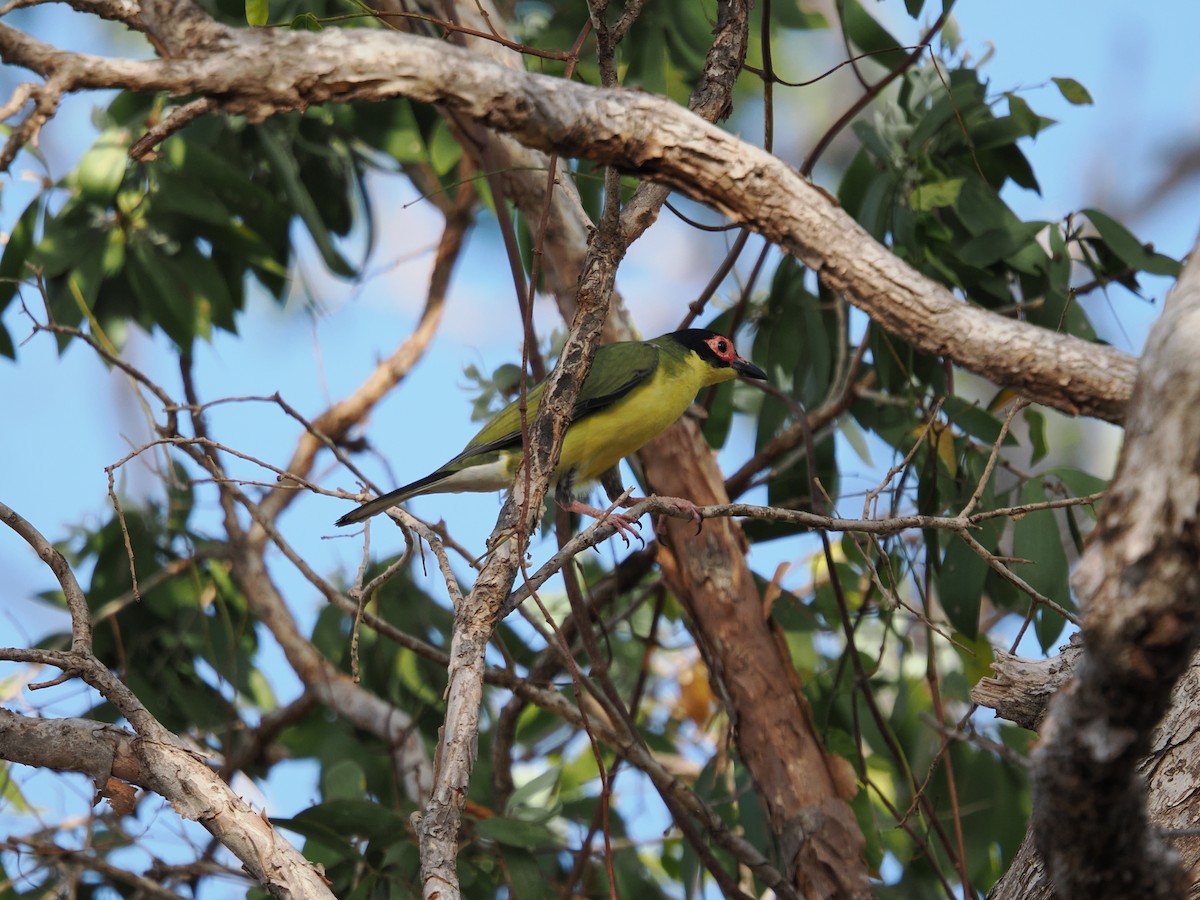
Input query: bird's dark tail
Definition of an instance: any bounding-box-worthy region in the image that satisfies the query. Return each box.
[334,468,456,526]
[335,488,409,526]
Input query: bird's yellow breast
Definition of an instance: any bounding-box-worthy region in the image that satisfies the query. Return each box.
[556,356,711,485]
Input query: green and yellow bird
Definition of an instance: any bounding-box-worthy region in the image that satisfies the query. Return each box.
[334,328,766,530]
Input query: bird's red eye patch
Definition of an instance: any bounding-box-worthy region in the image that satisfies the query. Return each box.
[705,334,737,362]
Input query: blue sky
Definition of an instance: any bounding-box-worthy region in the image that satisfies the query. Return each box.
[6,1,1197,632]
[2,0,1200,889]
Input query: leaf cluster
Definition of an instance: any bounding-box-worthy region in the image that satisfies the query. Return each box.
[1,0,1184,898]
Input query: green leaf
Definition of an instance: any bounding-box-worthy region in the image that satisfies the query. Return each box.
[290,11,322,29]
[366,102,424,163]
[0,761,33,812]
[840,0,909,70]
[1083,207,1181,277]
[506,768,560,820]
[500,851,553,899]
[322,758,367,800]
[1024,408,1048,464]
[173,245,236,334]
[942,396,1010,445]
[428,118,464,176]
[1006,93,1056,139]
[64,239,107,319]
[395,647,443,706]
[1005,236,1050,275]
[256,122,357,277]
[839,416,874,468]
[76,129,131,202]
[837,147,878,218]
[956,221,1045,268]
[279,800,408,846]
[245,0,268,26]
[1011,480,1072,651]
[474,816,559,850]
[150,168,234,227]
[30,202,97,277]
[938,537,987,638]
[163,136,289,242]
[952,174,1023,237]
[773,3,828,28]
[908,74,986,151]
[0,196,42,314]
[1052,77,1093,106]
[127,242,194,346]
[908,178,964,211]
[1052,467,1108,499]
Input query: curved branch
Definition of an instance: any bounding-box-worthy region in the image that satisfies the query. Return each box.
[257,178,474,525]
[0,500,92,652]
[0,709,332,899]
[0,11,1135,421]
[0,507,333,900]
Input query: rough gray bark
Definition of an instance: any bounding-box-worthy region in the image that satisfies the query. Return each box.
[971,634,1084,731]
[1028,235,1200,898]
[0,0,1136,421]
[986,653,1200,900]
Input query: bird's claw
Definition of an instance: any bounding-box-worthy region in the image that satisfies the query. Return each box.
[607,511,644,547]
[670,498,703,533]
[561,498,645,547]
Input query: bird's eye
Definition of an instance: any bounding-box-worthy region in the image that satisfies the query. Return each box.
[717,340,728,353]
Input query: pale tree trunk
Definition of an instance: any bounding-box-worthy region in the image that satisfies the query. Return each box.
[986,234,1200,899]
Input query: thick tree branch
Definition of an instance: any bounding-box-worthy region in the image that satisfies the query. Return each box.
[414,237,616,900]
[0,505,334,900]
[0,708,331,899]
[1030,234,1200,898]
[971,635,1083,731]
[988,652,1200,900]
[411,6,753,889]
[0,7,1135,421]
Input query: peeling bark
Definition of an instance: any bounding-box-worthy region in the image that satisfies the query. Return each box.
[0,3,1136,420]
[641,418,872,899]
[987,654,1200,900]
[1028,237,1200,899]
[972,634,1083,731]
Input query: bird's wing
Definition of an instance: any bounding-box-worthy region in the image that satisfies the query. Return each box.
[572,340,661,416]
[444,341,661,467]
[335,342,663,523]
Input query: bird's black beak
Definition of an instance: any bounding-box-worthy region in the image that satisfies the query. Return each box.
[732,356,767,381]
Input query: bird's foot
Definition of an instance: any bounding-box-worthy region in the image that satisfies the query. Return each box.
[611,492,704,536]
[658,494,703,521]
[562,499,644,546]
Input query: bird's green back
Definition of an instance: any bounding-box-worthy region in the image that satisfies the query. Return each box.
[333,329,759,523]
[449,339,666,465]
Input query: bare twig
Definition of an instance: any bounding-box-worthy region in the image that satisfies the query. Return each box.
[128,96,216,158]
[0,8,1138,418]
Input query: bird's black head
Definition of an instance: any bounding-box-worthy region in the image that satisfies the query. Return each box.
[668,329,767,380]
